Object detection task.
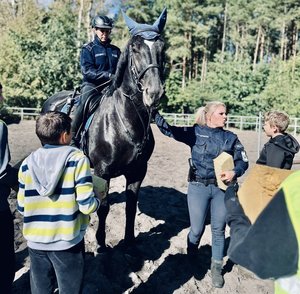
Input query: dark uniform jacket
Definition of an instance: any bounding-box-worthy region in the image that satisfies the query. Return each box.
[0,121,18,211]
[256,133,300,169]
[154,112,249,180]
[225,170,300,291]
[80,36,121,87]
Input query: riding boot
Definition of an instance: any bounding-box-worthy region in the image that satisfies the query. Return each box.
[70,132,80,148]
[187,235,198,255]
[70,105,84,148]
[211,258,224,288]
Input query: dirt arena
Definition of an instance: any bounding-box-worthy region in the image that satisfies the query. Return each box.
[8,120,299,294]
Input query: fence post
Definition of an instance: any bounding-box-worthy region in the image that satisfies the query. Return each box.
[257,112,262,158]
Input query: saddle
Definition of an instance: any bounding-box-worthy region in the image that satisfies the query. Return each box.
[54,87,102,154]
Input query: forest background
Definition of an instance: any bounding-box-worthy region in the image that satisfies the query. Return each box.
[0,0,299,116]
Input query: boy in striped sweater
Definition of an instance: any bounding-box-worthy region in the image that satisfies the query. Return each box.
[17,111,100,294]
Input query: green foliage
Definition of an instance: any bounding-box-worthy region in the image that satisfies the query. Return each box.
[0,0,299,116]
[0,0,80,107]
[258,57,300,115]
[199,54,270,115]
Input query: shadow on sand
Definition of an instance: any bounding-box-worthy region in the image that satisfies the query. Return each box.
[12,186,232,294]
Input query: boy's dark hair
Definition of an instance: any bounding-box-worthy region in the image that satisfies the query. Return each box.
[0,82,2,89]
[36,111,72,145]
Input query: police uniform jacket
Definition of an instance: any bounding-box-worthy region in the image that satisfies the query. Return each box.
[154,112,249,180]
[80,36,121,87]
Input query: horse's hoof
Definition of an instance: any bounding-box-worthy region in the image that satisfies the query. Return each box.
[123,237,136,247]
[96,245,111,254]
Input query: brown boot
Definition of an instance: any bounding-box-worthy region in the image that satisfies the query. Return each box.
[211,258,224,288]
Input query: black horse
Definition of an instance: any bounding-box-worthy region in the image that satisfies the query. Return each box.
[42,11,167,251]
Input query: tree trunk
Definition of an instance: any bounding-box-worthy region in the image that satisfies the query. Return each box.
[253,26,261,70]
[221,1,227,63]
[201,53,207,84]
[260,30,265,62]
[195,51,199,80]
[10,0,19,16]
[86,0,93,42]
[189,32,193,80]
[234,25,240,61]
[241,25,245,59]
[182,56,186,89]
[77,0,84,57]
[292,23,298,78]
[280,17,286,60]
[201,39,208,84]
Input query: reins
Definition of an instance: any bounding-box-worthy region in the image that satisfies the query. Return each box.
[115,92,153,156]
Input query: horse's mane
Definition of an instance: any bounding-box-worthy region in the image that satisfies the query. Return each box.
[106,38,132,96]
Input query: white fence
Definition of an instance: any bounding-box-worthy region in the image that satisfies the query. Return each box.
[162,113,300,136]
[7,107,41,120]
[6,107,300,135]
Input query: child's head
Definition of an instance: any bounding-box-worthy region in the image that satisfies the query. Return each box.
[264,111,290,132]
[36,111,72,145]
[263,111,290,136]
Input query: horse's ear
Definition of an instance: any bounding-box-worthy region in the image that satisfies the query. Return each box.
[153,8,167,33]
[122,10,139,34]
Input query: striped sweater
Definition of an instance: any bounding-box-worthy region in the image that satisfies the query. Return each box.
[17,145,100,250]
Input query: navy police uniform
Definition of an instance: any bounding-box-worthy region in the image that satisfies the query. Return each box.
[154,112,248,181]
[80,37,120,86]
[154,111,248,263]
[71,36,120,144]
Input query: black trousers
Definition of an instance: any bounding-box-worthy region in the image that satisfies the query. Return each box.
[71,83,101,140]
[0,209,15,294]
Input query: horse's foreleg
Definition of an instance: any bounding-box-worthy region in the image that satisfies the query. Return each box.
[95,178,110,252]
[124,177,143,244]
[96,197,110,250]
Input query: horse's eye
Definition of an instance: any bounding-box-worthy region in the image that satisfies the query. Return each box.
[132,43,141,53]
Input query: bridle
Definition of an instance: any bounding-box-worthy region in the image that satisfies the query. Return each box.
[115,38,163,157]
[128,42,161,93]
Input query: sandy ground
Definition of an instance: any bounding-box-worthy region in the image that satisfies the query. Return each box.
[7,120,300,294]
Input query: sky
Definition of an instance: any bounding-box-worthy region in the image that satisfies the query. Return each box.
[37,0,120,16]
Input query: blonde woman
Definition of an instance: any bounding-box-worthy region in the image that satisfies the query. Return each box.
[153,101,249,288]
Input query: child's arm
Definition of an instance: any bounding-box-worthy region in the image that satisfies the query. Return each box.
[74,154,100,214]
[17,166,25,215]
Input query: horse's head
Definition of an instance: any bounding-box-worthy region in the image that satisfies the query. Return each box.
[127,35,165,108]
[115,8,167,109]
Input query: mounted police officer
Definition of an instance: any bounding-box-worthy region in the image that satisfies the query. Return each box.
[71,15,121,147]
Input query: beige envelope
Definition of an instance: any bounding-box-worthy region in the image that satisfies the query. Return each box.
[238,164,294,223]
[213,152,234,191]
[92,175,108,200]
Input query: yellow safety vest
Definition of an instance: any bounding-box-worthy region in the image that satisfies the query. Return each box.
[275,171,300,294]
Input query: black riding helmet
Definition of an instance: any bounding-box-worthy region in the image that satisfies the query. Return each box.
[92,15,113,29]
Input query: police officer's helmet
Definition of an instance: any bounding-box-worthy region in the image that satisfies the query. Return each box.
[92,15,113,29]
